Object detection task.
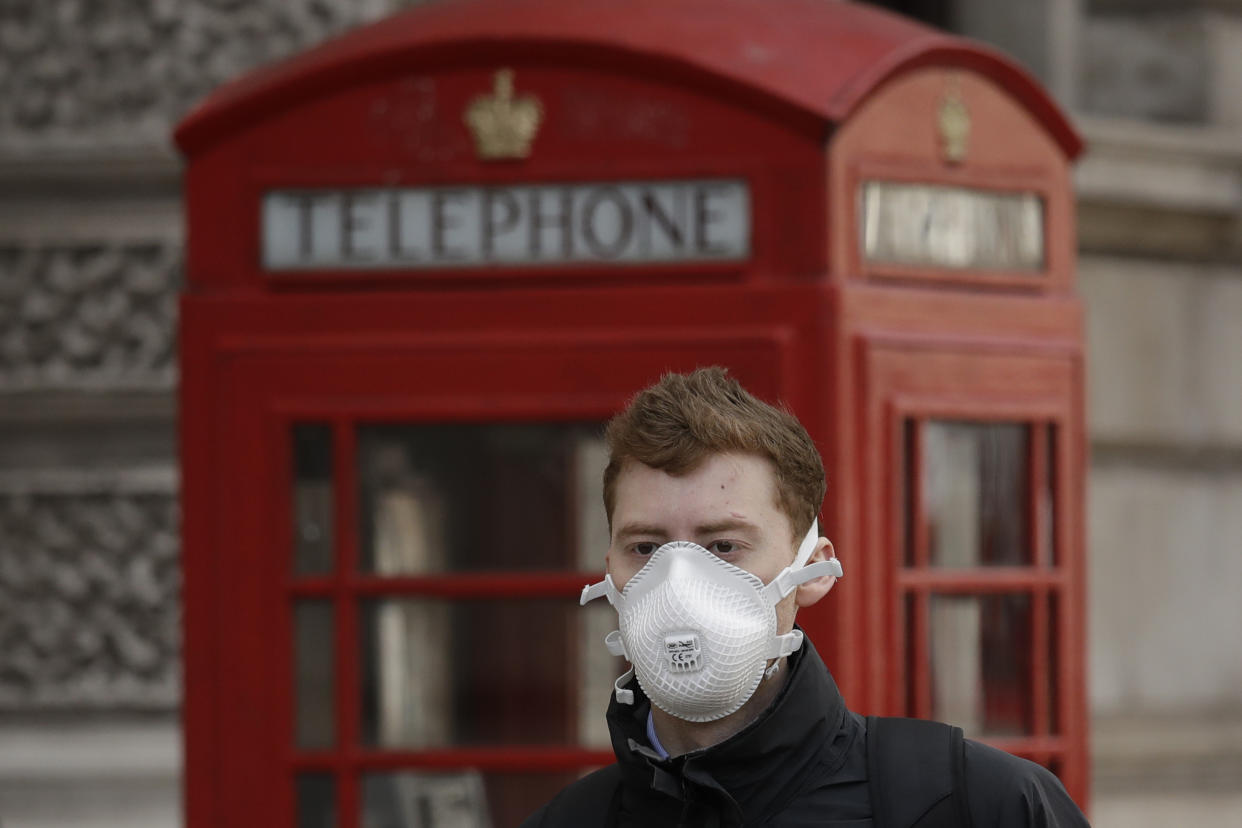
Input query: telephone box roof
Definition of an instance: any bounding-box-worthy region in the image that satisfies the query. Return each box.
[174,0,1081,159]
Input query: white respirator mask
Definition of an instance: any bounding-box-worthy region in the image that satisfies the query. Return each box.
[580,520,843,722]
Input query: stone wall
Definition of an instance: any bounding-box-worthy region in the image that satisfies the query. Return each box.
[0,243,179,392]
[0,3,401,825]
[1074,114,1242,824]
[0,0,392,153]
[1082,0,1242,125]
[0,480,180,710]
[1083,252,1242,711]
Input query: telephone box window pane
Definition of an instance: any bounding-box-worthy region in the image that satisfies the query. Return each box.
[860,181,1044,271]
[295,601,335,749]
[902,592,919,715]
[1048,592,1060,735]
[359,597,624,748]
[923,422,1030,567]
[1040,426,1058,567]
[357,424,605,574]
[577,600,621,749]
[293,424,334,575]
[929,593,1032,737]
[361,770,579,828]
[297,773,337,828]
[903,420,919,567]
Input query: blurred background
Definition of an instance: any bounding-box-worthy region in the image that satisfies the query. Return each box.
[1,0,1240,826]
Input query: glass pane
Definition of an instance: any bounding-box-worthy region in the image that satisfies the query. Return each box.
[929,593,1032,738]
[295,601,335,749]
[902,592,918,715]
[357,424,606,574]
[923,422,1030,567]
[574,432,612,571]
[362,770,580,828]
[1039,426,1057,567]
[297,773,337,828]
[359,597,624,749]
[573,435,616,749]
[577,600,619,749]
[902,420,918,567]
[293,424,334,575]
[1048,592,1060,735]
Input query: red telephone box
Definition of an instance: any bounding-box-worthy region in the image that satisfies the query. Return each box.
[175,1,1086,825]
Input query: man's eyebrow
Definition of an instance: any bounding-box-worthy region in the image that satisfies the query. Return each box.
[612,523,668,540]
[695,518,761,536]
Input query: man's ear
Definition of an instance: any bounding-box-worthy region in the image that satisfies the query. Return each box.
[795,538,837,608]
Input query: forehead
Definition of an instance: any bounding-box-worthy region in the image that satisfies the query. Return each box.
[611,452,785,527]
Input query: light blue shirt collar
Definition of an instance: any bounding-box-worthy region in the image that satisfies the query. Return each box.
[645,710,670,759]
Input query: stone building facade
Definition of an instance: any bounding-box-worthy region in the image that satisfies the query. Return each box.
[0,1,1239,826]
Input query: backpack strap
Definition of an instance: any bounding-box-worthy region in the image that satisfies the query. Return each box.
[866,716,972,828]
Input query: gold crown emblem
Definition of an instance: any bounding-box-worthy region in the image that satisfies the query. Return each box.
[464,69,543,161]
[938,76,971,165]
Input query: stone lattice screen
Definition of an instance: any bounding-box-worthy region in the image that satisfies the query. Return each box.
[0,0,396,152]
[0,486,180,709]
[0,243,179,391]
[0,0,408,712]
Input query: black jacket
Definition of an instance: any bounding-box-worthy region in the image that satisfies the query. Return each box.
[522,637,1089,827]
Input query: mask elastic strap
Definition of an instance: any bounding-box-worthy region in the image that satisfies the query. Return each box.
[766,628,805,660]
[603,629,628,658]
[763,519,843,603]
[613,668,635,704]
[791,519,821,568]
[580,575,617,606]
[763,558,842,604]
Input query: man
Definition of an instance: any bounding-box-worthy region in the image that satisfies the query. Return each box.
[523,367,1089,827]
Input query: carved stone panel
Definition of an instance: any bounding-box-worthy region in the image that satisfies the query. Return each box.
[1083,13,1212,122]
[0,482,180,710]
[0,242,180,391]
[0,0,397,152]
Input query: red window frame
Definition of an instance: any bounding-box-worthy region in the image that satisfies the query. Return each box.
[897,415,1067,767]
[276,415,617,828]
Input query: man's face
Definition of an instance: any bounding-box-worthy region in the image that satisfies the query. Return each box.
[606,452,802,633]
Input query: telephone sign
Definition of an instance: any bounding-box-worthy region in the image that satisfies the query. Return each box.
[261,179,750,270]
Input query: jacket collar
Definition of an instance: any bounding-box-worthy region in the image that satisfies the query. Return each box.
[605,632,850,824]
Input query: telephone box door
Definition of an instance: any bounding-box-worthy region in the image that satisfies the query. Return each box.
[855,338,1087,797]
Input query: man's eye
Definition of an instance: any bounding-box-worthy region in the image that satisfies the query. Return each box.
[633,542,658,556]
[707,540,736,556]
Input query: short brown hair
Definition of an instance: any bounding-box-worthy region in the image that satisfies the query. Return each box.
[602,367,826,539]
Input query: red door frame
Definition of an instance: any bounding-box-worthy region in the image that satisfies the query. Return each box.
[852,334,1089,804]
